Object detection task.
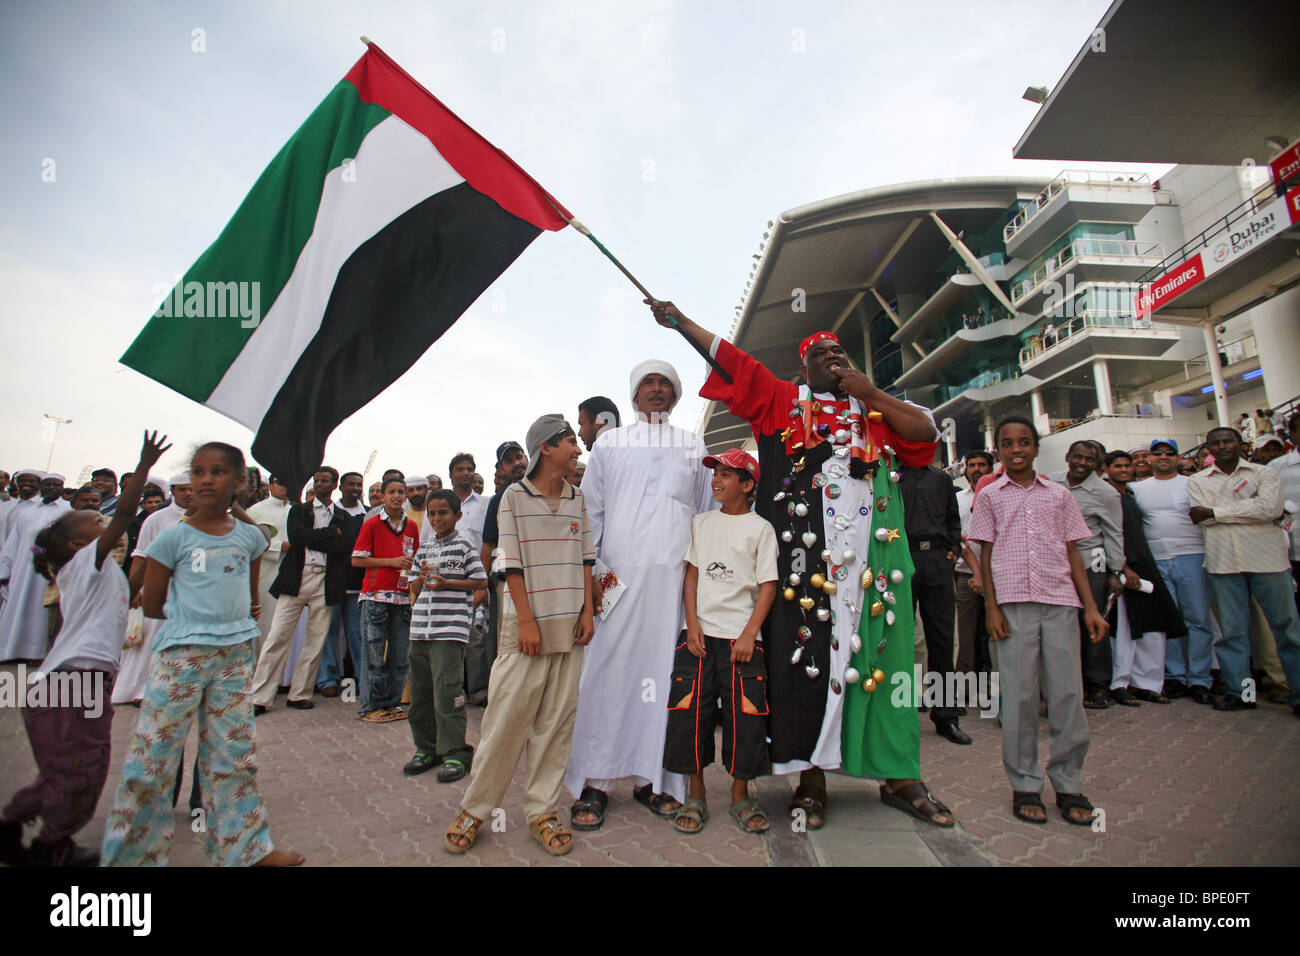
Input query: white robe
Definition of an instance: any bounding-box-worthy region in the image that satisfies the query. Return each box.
[246,496,308,685]
[0,498,71,661]
[564,419,715,803]
[111,502,186,703]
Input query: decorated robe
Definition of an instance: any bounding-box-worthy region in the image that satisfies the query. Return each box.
[702,340,938,777]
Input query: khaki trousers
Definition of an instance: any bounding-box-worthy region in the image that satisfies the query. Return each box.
[462,647,584,823]
[248,568,332,706]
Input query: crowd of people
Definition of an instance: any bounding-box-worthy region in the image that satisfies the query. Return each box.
[1,302,1297,865]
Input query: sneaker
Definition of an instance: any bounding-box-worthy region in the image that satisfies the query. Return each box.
[403,752,442,776]
[436,759,469,783]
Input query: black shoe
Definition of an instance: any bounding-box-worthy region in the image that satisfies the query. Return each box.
[0,819,24,866]
[26,837,99,867]
[1162,680,1188,699]
[435,759,469,783]
[1189,685,1215,706]
[1212,695,1257,711]
[935,721,972,745]
[253,704,268,716]
[402,752,442,776]
[286,699,314,710]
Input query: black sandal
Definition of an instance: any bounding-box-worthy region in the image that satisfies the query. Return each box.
[1012,790,1048,824]
[790,783,827,830]
[880,782,954,829]
[570,786,608,831]
[632,784,681,818]
[1109,687,1141,707]
[1130,688,1169,704]
[1056,792,1095,827]
[1083,692,1112,709]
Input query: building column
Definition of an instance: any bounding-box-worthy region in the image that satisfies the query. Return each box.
[1091,358,1115,416]
[1201,321,1230,426]
[1249,285,1300,409]
[983,411,996,452]
[1030,388,1051,436]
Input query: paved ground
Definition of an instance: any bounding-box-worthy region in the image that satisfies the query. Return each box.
[2,663,1297,866]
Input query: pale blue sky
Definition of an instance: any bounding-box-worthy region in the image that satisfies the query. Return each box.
[0,0,1161,488]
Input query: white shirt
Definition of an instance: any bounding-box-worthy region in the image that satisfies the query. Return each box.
[684,509,778,639]
[37,542,129,676]
[954,487,980,575]
[1129,474,1204,560]
[1268,450,1300,561]
[305,498,334,568]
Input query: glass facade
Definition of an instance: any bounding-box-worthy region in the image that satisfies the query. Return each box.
[870,308,902,393]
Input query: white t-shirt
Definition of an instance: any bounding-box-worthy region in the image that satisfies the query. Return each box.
[37,543,129,676]
[1129,475,1204,560]
[132,501,186,560]
[683,509,779,640]
[954,487,981,575]
[424,491,488,553]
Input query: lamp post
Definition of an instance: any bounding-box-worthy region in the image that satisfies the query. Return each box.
[43,413,73,472]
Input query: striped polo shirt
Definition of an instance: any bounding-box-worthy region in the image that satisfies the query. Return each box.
[497,476,596,655]
[409,532,486,642]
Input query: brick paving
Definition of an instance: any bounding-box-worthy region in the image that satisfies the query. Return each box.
[1,663,1297,866]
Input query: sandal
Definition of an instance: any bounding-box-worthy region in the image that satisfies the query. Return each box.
[1012,790,1048,824]
[879,781,955,828]
[633,783,681,818]
[358,709,400,723]
[790,783,827,830]
[529,814,574,856]
[729,798,769,834]
[1130,688,1169,704]
[570,787,608,831]
[386,707,409,721]
[435,759,468,784]
[444,809,481,854]
[674,798,709,834]
[1109,687,1141,707]
[1083,692,1112,709]
[1056,793,1095,827]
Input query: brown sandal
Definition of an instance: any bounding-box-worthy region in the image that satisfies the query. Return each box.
[529,813,574,856]
[444,809,482,854]
[880,781,954,828]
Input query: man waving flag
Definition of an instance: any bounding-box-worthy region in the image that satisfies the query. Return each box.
[121,42,571,490]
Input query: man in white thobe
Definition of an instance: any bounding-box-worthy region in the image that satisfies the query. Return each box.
[112,474,191,704]
[0,473,70,662]
[565,360,715,826]
[0,468,43,545]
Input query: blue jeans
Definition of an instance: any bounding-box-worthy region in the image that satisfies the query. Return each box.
[1208,571,1300,704]
[1156,554,1215,688]
[360,601,411,715]
[317,594,361,690]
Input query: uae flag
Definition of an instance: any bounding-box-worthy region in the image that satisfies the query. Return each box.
[121,43,571,490]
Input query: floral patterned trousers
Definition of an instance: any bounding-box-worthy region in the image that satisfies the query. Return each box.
[101,641,274,866]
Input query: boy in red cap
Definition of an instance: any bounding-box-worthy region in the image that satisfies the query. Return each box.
[663,449,779,834]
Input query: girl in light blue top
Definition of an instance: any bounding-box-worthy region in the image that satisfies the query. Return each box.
[101,442,304,867]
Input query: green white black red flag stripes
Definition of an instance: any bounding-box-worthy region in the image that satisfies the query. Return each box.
[121,43,571,490]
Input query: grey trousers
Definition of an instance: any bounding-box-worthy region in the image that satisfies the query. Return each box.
[998,602,1090,795]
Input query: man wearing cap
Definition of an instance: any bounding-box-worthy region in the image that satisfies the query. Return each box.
[645,300,951,829]
[92,468,119,516]
[1253,433,1286,466]
[113,474,193,704]
[565,359,714,827]
[471,440,530,705]
[1130,439,1216,703]
[0,468,43,546]
[403,474,430,533]
[0,473,70,662]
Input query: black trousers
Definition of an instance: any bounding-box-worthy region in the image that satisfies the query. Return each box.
[910,546,957,724]
[1080,569,1114,695]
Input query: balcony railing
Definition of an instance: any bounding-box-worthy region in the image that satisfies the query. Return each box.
[924,307,1017,346]
[1138,178,1288,281]
[1004,169,1172,244]
[1010,238,1163,305]
[1018,311,1177,365]
[936,363,1022,404]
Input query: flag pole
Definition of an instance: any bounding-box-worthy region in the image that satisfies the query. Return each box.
[560,213,733,384]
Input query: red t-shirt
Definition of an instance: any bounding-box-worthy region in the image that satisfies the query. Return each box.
[352,513,420,600]
[701,338,937,468]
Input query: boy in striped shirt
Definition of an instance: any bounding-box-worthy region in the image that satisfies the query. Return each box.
[404,490,488,782]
